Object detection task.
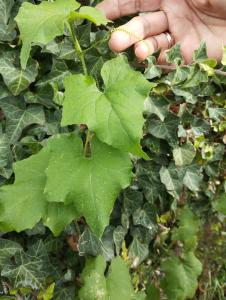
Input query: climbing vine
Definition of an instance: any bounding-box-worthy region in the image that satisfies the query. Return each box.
[0,0,225,299]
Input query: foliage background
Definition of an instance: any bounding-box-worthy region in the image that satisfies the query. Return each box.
[0,0,225,299]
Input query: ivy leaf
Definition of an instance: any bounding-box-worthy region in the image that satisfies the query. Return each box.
[0,0,15,42]
[166,44,183,66]
[78,227,102,257]
[71,6,110,26]
[128,237,149,267]
[24,86,56,109]
[161,252,202,300]
[160,164,183,199]
[173,143,196,167]
[44,134,132,237]
[1,251,48,290]
[193,42,208,61]
[79,256,135,300]
[0,239,22,266]
[191,117,211,136]
[0,97,45,144]
[183,168,203,192]
[36,60,72,90]
[113,226,127,255]
[0,50,38,95]
[43,38,78,61]
[208,107,226,122]
[148,113,180,144]
[62,56,151,157]
[15,0,80,69]
[172,207,199,250]
[145,96,169,121]
[182,65,208,88]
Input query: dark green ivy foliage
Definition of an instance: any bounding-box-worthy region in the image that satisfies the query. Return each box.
[0,0,225,299]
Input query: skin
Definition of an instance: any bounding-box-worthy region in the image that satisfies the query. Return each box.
[96,0,226,63]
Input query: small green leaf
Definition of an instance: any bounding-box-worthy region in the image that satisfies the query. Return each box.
[79,256,136,300]
[62,56,151,157]
[173,143,196,166]
[161,252,202,300]
[145,96,169,121]
[78,227,102,257]
[15,0,80,68]
[183,168,203,192]
[128,237,149,267]
[172,207,199,250]
[160,164,183,199]
[37,283,55,300]
[148,113,180,144]
[107,257,135,300]
[193,42,207,61]
[166,44,183,65]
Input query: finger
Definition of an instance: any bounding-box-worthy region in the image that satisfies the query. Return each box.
[109,12,168,52]
[157,50,168,64]
[97,0,161,20]
[134,33,171,61]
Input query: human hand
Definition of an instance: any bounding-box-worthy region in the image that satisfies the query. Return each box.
[97,0,226,63]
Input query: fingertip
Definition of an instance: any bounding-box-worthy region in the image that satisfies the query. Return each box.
[134,40,155,61]
[109,31,131,52]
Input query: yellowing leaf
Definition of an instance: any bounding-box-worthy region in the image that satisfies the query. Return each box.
[222,46,226,66]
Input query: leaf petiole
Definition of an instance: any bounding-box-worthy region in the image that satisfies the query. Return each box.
[66,20,88,76]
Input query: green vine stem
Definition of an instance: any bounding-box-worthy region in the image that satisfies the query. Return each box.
[67,19,88,76]
[67,19,92,157]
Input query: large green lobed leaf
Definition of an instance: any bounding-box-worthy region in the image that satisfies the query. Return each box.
[44,134,132,237]
[0,134,131,237]
[15,0,80,69]
[62,56,151,157]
